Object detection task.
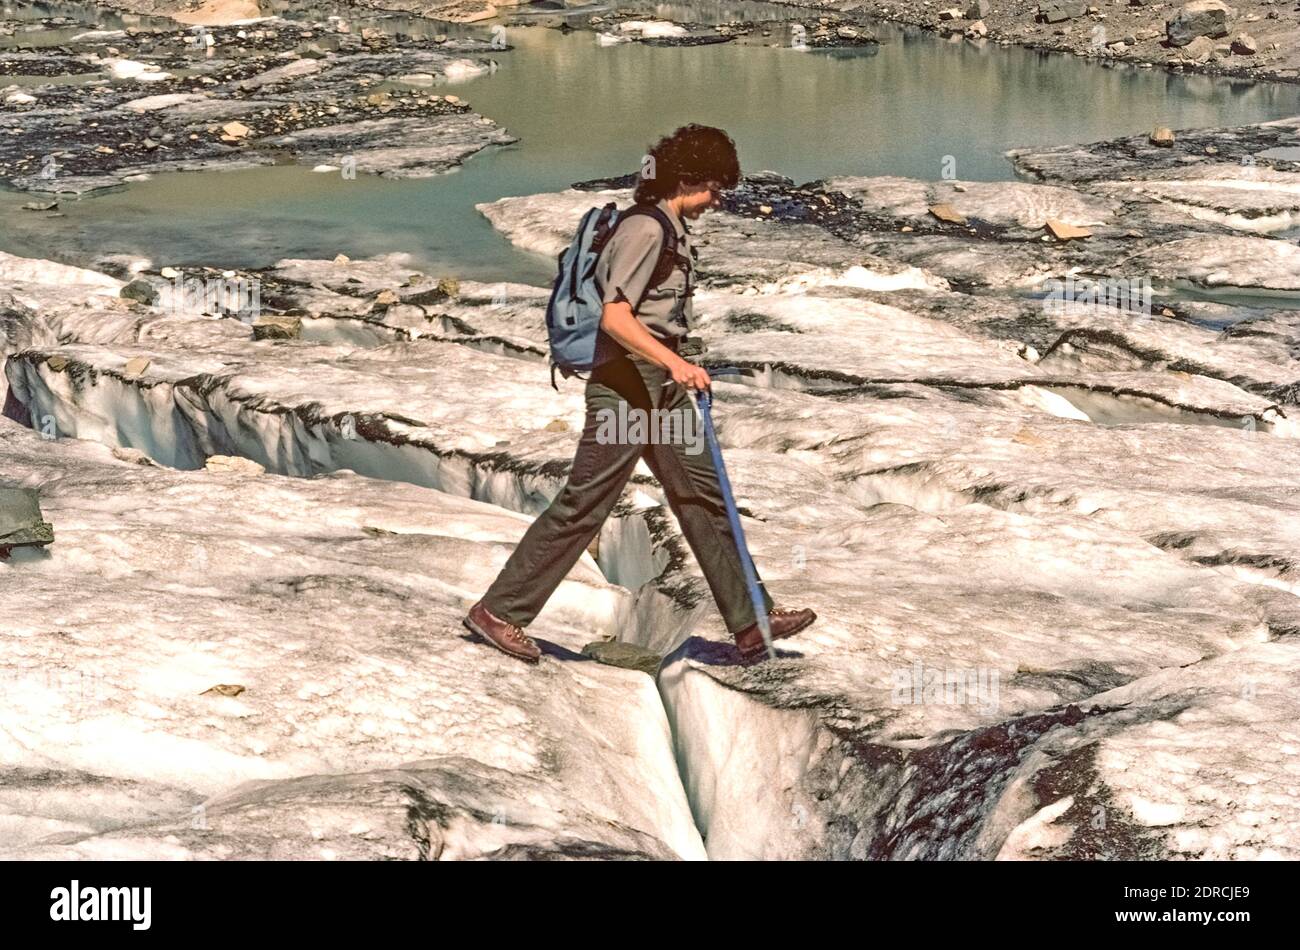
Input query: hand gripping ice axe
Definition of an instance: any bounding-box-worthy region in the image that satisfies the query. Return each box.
[684,367,775,660]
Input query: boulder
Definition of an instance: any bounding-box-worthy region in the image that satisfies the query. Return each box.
[220,120,252,141]
[929,203,968,225]
[1182,35,1217,61]
[252,315,302,340]
[582,640,663,677]
[120,278,158,305]
[1038,2,1087,22]
[1044,218,1092,240]
[967,0,991,18]
[122,356,151,378]
[1149,126,1176,147]
[204,455,266,475]
[1230,32,1257,55]
[1166,0,1232,48]
[111,446,157,467]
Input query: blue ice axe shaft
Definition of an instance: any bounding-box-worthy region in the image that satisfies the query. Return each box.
[685,368,774,660]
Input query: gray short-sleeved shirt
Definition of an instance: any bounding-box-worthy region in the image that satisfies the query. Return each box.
[594,199,694,345]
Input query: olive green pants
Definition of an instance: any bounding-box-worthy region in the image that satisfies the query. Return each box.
[482,354,772,634]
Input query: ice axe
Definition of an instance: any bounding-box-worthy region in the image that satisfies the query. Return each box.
[684,366,775,660]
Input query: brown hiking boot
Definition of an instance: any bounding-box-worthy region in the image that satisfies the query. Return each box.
[464,601,541,664]
[734,607,817,660]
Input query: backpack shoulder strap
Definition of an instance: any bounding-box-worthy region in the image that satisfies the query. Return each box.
[612,203,684,311]
[588,202,620,254]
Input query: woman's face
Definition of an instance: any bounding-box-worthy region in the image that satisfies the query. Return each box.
[678,180,724,219]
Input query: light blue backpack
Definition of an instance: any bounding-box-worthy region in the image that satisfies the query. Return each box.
[545,201,681,388]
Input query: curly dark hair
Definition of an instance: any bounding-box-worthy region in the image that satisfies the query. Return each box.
[634,124,741,205]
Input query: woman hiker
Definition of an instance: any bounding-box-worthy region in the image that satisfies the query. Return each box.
[464,125,817,664]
